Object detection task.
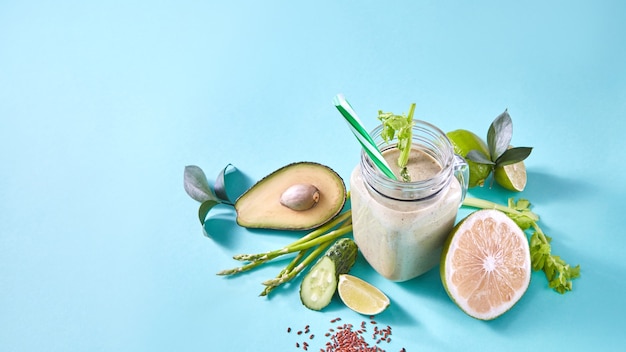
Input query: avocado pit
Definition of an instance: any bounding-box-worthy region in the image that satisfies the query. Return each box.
[280,183,320,211]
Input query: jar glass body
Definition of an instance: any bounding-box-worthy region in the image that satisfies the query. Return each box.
[349,121,468,281]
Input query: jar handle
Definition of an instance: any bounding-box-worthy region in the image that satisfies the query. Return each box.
[453,154,469,205]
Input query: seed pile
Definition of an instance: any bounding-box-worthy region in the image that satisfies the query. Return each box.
[287,317,406,352]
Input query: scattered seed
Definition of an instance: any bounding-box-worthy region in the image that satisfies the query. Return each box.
[287,317,399,351]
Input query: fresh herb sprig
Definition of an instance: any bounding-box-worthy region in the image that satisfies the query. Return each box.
[465,110,533,183]
[378,103,416,182]
[463,197,581,293]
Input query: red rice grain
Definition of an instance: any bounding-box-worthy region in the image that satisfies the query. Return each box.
[287,318,405,351]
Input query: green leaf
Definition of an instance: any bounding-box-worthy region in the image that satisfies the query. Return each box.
[553,255,566,267]
[569,265,581,279]
[531,251,545,271]
[199,199,220,226]
[529,232,543,247]
[507,213,534,230]
[378,111,402,142]
[214,164,236,205]
[377,105,416,182]
[495,147,533,167]
[544,259,556,281]
[549,276,567,293]
[466,149,495,165]
[506,198,539,227]
[508,198,531,211]
[487,110,513,161]
[184,165,219,203]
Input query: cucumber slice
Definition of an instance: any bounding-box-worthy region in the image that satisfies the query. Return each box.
[300,238,358,311]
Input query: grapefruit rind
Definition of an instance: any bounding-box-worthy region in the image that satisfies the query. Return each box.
[440,209,531,320]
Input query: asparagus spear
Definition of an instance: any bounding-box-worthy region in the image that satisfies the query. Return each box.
[217,216,352,276]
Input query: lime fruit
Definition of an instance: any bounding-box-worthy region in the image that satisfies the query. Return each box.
[446,129,491,187]
[494,161,527,192]
[440,209,531,320]
[337,274,390,315]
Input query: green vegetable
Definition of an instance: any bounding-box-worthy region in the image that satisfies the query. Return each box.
[218,209,354,296]
[464,110,533,185]
[462,197,580,294]
[300,238,358,311]
[219,211,352,274]
[378,103,416,182]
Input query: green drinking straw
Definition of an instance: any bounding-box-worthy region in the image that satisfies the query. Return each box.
[333,94,398,180]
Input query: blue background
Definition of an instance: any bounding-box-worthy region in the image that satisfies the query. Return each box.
[1,1,625,351]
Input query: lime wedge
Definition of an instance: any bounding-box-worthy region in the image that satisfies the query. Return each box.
[337,274,390,316]
[494,161,527,192]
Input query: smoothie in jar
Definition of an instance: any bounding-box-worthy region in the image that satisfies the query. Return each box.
[349,122,468,282]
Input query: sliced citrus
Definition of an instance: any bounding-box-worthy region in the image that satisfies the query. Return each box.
[494,161,527,192]
[447,129,492,187]
[337,274,390,315]
[440,209,531,320]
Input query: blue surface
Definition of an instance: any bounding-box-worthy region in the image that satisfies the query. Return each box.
[1,1,625,351]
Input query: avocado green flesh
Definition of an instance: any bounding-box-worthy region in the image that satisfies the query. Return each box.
[234,162,346,230]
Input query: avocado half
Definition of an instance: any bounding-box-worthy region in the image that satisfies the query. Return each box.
[234,162,346,230]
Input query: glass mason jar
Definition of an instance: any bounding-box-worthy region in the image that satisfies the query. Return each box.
[349,121,469,282]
